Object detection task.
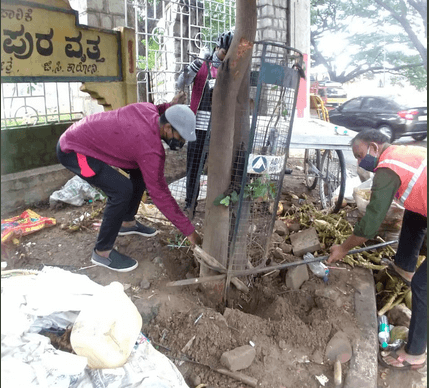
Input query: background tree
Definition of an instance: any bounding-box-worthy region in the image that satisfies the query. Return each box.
[310,0,427,90]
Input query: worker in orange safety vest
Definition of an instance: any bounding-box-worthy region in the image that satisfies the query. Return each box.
[328,128,427,371]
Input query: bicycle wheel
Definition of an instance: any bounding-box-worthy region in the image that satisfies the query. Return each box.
[318,150,346,213]
[304,149,321,190]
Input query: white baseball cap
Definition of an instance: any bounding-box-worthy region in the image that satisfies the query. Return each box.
[165,105,197,141]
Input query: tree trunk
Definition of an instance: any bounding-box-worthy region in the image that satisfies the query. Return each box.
[200,0,257,296]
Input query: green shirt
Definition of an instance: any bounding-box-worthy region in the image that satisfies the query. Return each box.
[353,168,401,239]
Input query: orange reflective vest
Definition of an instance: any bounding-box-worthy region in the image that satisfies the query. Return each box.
[375,145,427,217]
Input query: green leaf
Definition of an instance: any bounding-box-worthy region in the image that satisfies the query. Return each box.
[220,196,230,206]
[253,185,267,199]
[213,194,225,206]
[231,191,239,203]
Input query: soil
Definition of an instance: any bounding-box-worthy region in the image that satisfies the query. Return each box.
[1,149,426,388]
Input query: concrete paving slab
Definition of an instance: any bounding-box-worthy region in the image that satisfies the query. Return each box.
[344,267,378,388]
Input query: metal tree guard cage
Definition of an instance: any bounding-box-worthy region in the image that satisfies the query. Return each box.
[226,41,303,273]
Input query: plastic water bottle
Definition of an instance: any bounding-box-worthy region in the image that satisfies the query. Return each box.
[304,253,329,282]
[378,315,390,349]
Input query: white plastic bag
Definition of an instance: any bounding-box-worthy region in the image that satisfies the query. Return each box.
[1,267,190,388]
[352,178,405,223]
[49,176,105,207]
[333,171,362,203]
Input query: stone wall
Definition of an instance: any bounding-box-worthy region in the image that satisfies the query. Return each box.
[69,0,125,29]
[1,166,74,217]
[256,0,288,43]
[256,0,310,53]
[1,122,74,175]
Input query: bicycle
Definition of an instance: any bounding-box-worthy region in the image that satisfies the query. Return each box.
[303,148,346,213]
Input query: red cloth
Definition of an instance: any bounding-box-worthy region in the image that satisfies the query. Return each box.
[190,62,218,114]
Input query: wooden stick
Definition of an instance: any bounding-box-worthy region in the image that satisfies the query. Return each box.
[376,236,396,255]
[215,368,260,387]
[177,335,196,366]
[193,246,250,293]
[172,355,261,387]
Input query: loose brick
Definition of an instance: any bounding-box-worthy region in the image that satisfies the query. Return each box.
[285,262,309,290]
[220,345,256,372]
[289,227,321,257]
[274,219,289,236]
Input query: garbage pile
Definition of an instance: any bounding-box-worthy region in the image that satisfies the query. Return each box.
[1,267,190,387]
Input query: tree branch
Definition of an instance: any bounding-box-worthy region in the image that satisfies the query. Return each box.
[373,0,427,70]
[339,62,425,83]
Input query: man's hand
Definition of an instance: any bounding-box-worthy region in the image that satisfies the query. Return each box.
[170,91,187,105]
[327,244,349,264]
[327,234,367,264]
[187,230,202,246]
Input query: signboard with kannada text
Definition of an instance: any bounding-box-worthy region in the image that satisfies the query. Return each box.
[1,0,122,82]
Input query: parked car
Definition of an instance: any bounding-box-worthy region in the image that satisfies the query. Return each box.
[329,95,427,142]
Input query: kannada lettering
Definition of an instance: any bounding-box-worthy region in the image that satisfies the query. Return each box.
[43,60,62,74]
[3,24,33,59]
[65,31,84,60]
[1,8,32,22]
[35,28,53,56]
[1,56,13,74]
[65,31,105,62]
[86,35,105,62]
[2,24,105,64]
[66,62,97,74]
[42,60,97,74]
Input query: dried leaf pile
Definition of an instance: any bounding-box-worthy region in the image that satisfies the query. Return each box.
[279,201,426,316]
[281,202,392,270]
[60,204,104,232]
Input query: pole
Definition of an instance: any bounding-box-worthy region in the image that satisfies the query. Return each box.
[166,241,397,288]
[227,240,397,277]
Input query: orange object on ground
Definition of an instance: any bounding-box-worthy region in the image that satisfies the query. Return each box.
[1,209,56,245]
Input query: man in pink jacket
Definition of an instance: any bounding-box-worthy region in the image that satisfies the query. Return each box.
[57,94,202,272]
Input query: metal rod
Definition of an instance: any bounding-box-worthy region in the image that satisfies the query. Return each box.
[227,240,398,277]
[166,241,397,287]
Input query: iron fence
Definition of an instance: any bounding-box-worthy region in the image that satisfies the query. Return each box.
[126,0,236,104]
[1,82,86,129]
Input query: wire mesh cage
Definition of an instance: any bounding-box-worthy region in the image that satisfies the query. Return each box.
[225,41,303,271]
[142,41,303,274]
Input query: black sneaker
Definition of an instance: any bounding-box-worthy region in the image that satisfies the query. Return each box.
[118,221,158,237]
[91,249,138,272]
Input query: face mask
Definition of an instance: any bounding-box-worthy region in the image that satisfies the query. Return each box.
[359,147,378,172]
[164,137,185,151]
